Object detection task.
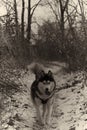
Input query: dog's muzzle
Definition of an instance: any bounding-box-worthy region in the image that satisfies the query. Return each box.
[45,88,51,95]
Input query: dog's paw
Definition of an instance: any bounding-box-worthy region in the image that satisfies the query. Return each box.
[39,121,45,126]
[36,119,45,126]
[43,119,46,126]
[46,119,51,126]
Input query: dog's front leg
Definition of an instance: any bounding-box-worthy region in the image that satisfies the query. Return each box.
[42,104,47,124]
[35,105,43,123]
[34,98,43,124]
[46,98,54,125]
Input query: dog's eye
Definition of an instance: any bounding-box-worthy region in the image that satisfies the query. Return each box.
[43,80,50,84]
[43,81,46,84]
[47,81,50,84]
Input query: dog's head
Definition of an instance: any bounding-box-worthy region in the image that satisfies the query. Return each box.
[36,70,56,95]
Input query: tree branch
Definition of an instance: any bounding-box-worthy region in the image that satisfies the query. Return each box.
[64,4,78,23]
[59,0,63,12]
[31,0,42,18]
[59,0,69,13]
[63,0,69,12]
[47,1,60,23]
[1,0,14,11]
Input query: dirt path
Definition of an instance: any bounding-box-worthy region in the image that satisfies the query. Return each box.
[0,62,87,130]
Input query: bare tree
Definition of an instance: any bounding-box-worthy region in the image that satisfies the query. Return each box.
[65,3,78,40]
[21,0,25,40]
[27,0,31,43]
[78,0,87,37]
[27,0,42,43]
[47,0,69,47]
[59,0,69,46]
[1,0,14,34]
[14,0,19,39]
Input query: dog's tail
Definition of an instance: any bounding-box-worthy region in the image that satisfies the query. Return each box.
[29,62,44,75]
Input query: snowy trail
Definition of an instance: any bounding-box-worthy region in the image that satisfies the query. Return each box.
[0,62,87,130]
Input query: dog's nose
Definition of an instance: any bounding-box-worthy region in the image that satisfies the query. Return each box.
[46,88,49,91]
[45,88,50,95]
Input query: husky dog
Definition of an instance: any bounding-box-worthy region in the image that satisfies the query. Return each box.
[31,64,56,125]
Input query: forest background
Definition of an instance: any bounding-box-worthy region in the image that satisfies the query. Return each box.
[0,0,87,71]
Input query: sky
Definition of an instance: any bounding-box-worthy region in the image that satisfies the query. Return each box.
[0,0,87,33]
[0,0,87,20]
[0,0,53,34]
[0,0,82,23]
[0,0,51,22]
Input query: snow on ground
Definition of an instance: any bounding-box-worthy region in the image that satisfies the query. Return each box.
[0,62,87,130]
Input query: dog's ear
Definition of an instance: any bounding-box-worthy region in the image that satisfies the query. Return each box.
[48,70,53,77]
[40,70,45,77]
[35,70,45,80]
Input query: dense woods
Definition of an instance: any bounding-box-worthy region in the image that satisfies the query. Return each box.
[0,0,87,71]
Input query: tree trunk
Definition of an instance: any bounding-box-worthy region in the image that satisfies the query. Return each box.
[14,0,19,40]
[78,0,87,37]
[21,0,25,40]
[60,10,65,47]
[27,0,31,44]
[59,0,69,48]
